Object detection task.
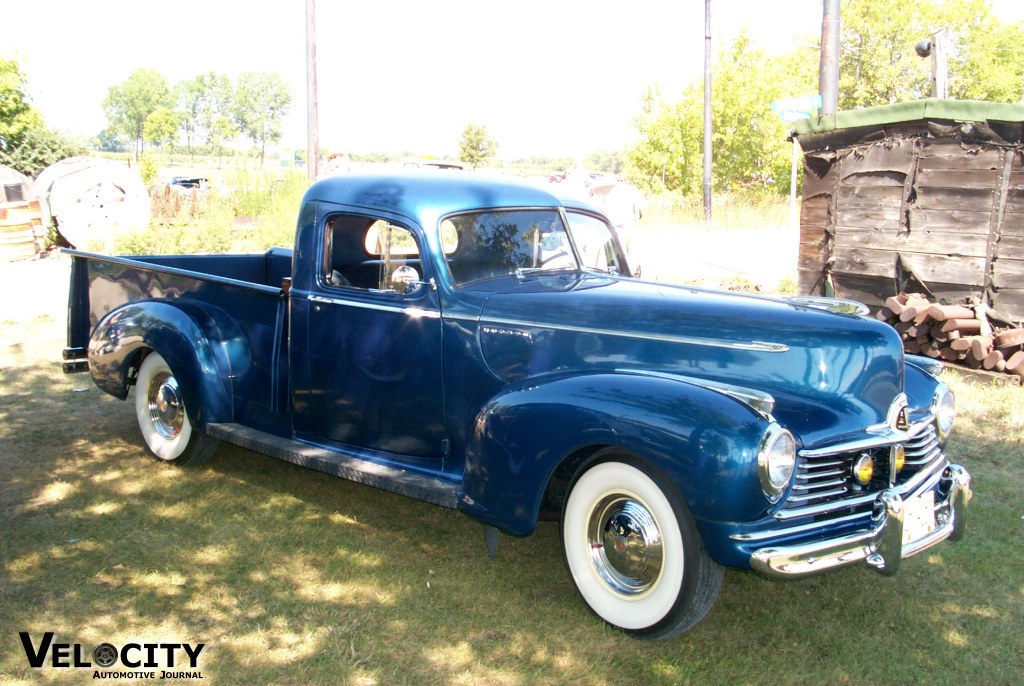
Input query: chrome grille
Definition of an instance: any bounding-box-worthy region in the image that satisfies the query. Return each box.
[777,423,945,522]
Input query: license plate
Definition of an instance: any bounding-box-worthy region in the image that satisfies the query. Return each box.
[902,491,936,545]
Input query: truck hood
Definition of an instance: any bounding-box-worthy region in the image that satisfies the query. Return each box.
[473,273,904,448]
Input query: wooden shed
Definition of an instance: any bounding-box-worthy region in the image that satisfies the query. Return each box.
[792,99,1024,323]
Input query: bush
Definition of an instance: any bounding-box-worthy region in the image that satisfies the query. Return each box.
[113,167,309,256]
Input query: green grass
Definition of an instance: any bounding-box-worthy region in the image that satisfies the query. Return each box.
[2,318,1023,685]
[108,168,310,257]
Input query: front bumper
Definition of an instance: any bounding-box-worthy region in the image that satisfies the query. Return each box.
[750,464,971,578]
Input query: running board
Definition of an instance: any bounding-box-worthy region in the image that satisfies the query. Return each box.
[206,423,461,509]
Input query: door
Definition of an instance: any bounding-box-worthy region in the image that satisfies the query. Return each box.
[291,212,447,461]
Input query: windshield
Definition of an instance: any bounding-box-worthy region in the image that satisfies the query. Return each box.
[442,209,622,286]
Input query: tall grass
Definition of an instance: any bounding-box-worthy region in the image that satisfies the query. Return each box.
[642,190,793,230]
[112,169,309,256]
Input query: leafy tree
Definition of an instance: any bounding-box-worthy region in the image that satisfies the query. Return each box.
[1,58,42,153]
[208,115,238,167]
[94,127,130,153]
[458,124,498,169]
[0,125,86,177]
[587,150,624,174]
[0,58,84,176]
[177,72,234,157]
[840,0,1024,108]
[232,72,291,166]
[143,107,180,149]
[103,68,174,160]
[627,34,815,195]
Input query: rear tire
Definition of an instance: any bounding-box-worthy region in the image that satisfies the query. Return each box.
[561,451,723,639]
[134,352,218,465]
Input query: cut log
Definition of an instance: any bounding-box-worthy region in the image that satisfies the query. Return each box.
[983,350,1005,370]
[1006,350,1024,372]
[994,328,1024,349]
[970,336,993,361]
[941,318,982,333]
[885,295,909,314]
[926,304,974,321]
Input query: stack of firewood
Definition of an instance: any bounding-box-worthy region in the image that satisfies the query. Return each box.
[876,294,1024,379]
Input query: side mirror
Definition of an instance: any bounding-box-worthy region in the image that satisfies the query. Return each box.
[391,265,421,294]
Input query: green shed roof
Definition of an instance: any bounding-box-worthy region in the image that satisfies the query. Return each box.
[791,98,1024,136]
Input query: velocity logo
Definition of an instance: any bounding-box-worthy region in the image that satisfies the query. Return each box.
[19,632,205,680]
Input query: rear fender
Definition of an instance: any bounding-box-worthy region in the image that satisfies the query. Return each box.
[87,300,239,428]
[459,371,769,535]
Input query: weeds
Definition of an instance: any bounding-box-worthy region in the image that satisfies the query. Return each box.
[111,168,309,256]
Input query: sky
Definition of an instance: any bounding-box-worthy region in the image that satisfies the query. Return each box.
[2,1,1023,160]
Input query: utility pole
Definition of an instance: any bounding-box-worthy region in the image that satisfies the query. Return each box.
[703,0,712,222]
[305,0,320,181]
[915,30,949,99]
[819,0,840,115]
[931,30,949,99]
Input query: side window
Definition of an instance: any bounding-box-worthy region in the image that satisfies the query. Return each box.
[566,211,624,275]
[322,215,423,293]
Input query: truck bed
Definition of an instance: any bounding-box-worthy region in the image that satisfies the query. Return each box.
[66,247,293,434]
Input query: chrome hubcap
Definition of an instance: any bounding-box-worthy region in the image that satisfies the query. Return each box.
[587,495,664,596]
[148,371,183,440]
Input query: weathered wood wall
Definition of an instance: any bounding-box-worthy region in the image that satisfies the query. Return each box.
[797,121,1024,323]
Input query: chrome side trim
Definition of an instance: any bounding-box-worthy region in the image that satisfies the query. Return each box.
[788,296,870,317]
[474,315,789,353]
[621,370,776,419]
[799,418,929,459]
[732,510,871,542]
[305,293,441,319]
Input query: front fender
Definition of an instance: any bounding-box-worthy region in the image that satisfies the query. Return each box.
[460,371,770,536]
[87,300,239,428]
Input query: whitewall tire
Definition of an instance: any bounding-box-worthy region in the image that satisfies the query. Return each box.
[561,453,723,639]
[134,352,218,465]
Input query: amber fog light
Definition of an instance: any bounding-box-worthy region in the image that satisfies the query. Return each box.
[892,444,906,474]
[853,454,874,485]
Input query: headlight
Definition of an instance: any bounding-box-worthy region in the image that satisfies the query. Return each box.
[932,384,955,441]
[758,424,796,503]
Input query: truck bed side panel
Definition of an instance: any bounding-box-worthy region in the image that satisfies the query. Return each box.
[71,251,290,435]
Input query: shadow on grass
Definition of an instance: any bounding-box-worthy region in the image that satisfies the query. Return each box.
[1,358,1022,684]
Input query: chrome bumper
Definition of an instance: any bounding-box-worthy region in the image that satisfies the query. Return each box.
[750,464,971,578]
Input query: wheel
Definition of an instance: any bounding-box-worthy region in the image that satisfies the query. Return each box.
[561,452,724,639]
[134,352,219,465]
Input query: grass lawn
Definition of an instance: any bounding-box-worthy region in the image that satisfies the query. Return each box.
[1,311,1022,685]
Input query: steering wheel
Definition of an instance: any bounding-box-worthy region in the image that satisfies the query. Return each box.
[540,251,572,268]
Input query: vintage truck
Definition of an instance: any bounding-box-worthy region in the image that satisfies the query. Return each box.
[64,173,972,639]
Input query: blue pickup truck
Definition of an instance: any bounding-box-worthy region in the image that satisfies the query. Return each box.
[64,173,972,639]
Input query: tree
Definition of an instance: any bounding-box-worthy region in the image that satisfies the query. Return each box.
[1,58,42,152]
[208,115,238,167]
[839,0,1024,108]
[143,107,180,149]
[1,126,86,177]
[103,69,174,160]
[0,58,84,176]
[626,33,815,195]
[177,72,234,158]
[587,150,624,174]
[232,72,291,166]
[458,124,498,169]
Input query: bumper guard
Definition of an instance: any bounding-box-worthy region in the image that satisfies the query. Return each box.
[750,464,971,578]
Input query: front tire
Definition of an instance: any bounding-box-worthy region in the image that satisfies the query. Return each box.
[134,352,218,465]
[561,453,723,639]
